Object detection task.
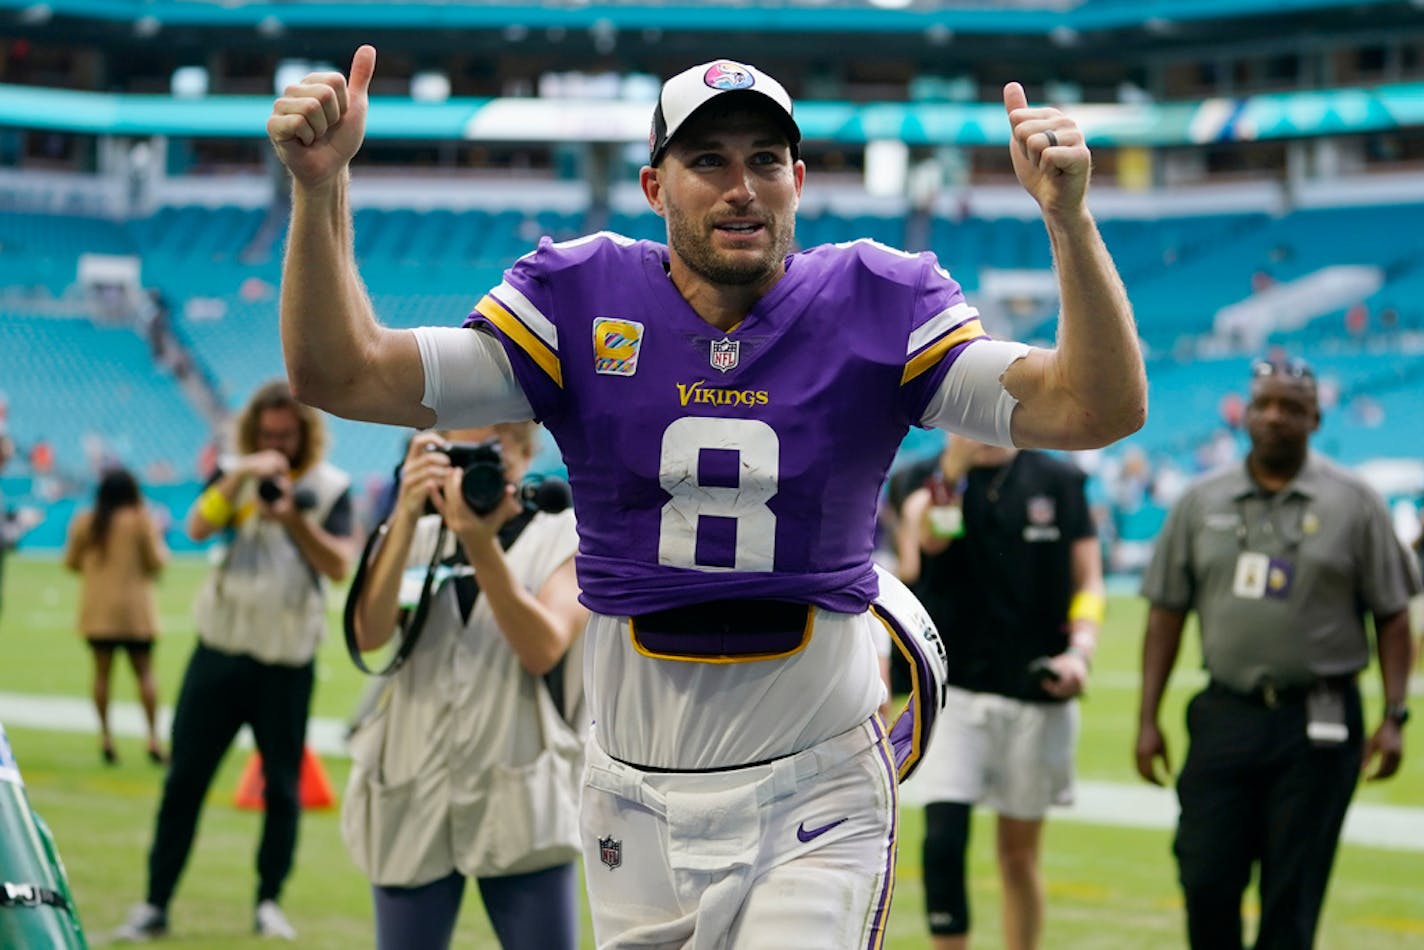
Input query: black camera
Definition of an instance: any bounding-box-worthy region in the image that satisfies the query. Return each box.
[429,439,508,515]
[419,439,572,517]
[1027,655,1061,685]
[257,476,317,511]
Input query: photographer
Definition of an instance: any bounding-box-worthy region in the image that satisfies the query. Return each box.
[115,380,355,943]
[342,421,586,950]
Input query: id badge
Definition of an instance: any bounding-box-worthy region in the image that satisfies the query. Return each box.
[1232,552,1270,599]
[1305,685,1349,746]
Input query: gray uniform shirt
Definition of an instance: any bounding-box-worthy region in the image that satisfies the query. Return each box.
[1141,453,1417,693]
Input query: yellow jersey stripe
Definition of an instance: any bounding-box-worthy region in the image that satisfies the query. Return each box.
[907,302,979,355]
[474,295,562,387]
[901,318,985,385]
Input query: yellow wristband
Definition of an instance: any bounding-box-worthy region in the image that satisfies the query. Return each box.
[197,486,233,525]
[1068,590,1106,626]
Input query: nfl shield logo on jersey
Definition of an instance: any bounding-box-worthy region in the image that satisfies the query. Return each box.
[598,835,622,870]
[710,337,739,373]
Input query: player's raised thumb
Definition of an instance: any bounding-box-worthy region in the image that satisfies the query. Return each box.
[349,45,376,99]
[1002,81,1028,117]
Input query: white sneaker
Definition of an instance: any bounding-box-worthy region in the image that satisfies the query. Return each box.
[113,902,168,941]
[254,900,297,940]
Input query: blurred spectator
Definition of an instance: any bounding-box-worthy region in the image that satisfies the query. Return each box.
[1345,303,1368,337]
[2,433,42,626]
[29,437,54,475]
[144,459,178,485]
[82,430,120,477]
[1349,393,1385,427]
[1192,428,1239,474]
[63,467,168,765]
[195,438,221,482]
[1217,392,1244,430]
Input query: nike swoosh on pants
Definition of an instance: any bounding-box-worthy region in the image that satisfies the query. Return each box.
[796,818,849,843]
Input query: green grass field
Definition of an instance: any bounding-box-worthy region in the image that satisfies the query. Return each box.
[0,553,1419,948]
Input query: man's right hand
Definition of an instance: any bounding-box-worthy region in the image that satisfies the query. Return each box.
[395,432,452,521]
[1134,721,1172,786]
[268,45,376,188]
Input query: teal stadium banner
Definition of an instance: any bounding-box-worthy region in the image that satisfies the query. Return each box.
[0,0,1405,33]
[1,81,1422,147]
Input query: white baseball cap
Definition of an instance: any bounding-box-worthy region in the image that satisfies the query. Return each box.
[648,59,801,166]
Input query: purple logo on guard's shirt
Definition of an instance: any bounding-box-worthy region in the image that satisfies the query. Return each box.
[710,337,740,373]
[1027,495,1056,525]
[704,62,755,91]
[598,835,622,870]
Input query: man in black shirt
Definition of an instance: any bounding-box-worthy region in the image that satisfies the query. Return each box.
[898,434,1103,950]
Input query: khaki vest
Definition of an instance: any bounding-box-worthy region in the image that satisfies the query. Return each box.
[341,509,585,884]
[192,461,350,666]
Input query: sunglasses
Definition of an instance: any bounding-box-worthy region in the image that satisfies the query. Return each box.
[1251,357,1315,381]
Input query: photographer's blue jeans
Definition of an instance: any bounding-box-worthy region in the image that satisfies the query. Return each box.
[373,863,578,950]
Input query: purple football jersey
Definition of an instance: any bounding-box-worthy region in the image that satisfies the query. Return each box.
[466,233,986,615]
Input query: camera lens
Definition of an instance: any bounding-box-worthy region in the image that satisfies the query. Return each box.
[257,477,283,504]
[460,463,507,515]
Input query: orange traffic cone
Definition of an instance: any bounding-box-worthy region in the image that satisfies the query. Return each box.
[233,747,336,811]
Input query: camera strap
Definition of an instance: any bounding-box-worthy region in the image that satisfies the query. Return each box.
[342,509,538,678]
[343,520,448,677]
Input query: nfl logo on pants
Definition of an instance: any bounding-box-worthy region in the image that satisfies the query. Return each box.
[599,835,622,870]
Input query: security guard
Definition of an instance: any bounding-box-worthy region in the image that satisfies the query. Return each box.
[1135,356,1418,950]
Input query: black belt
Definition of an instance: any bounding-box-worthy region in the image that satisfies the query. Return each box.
[607,749,794,775]
[1207,674,1356,710]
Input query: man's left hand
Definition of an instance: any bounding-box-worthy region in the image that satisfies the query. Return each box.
[1041,650,1089,699]
[1362,720,1404,781]
[433,466,520,548]
[1003,82,1090,221]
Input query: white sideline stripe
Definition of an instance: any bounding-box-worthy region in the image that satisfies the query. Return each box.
[3,691,1422,853]
[905,765,1424,855]
[0,691,350,762]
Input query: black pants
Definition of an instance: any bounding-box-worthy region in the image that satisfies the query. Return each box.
[1174,682,1362,950]
[146,642,315,909]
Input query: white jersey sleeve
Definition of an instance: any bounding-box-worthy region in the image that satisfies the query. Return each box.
[918,338,1031,448]
[412,325,535,428]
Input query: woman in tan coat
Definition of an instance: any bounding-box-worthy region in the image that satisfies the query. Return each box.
[65,467,168,764]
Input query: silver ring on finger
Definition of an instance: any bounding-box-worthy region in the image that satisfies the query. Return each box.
[1043,129,1058,148]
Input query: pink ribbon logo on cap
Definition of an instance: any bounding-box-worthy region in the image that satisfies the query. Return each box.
[703,62,755,90]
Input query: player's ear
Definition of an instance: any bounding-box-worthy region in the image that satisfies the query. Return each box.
[640,166,666,216]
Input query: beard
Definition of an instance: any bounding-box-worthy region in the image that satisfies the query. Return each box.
[665,202,793,287]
